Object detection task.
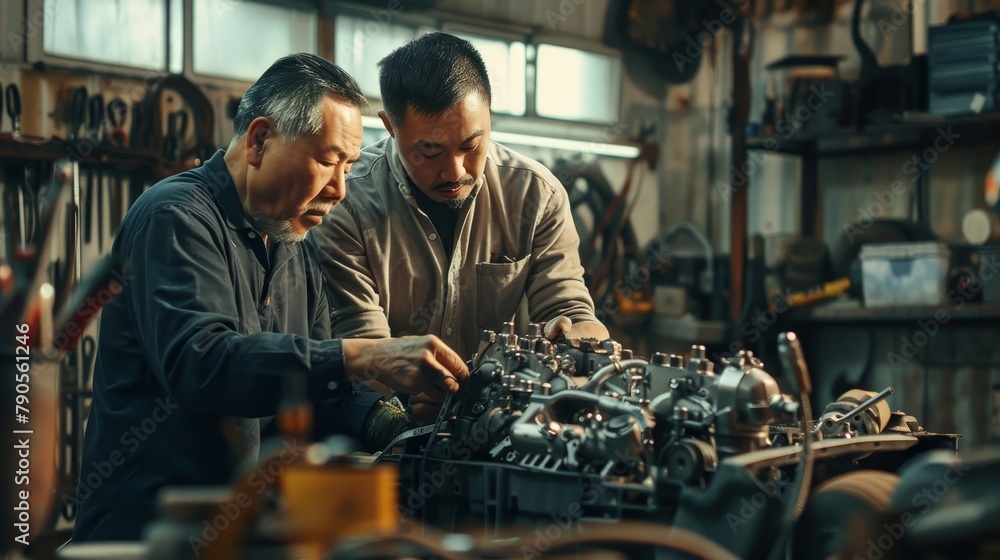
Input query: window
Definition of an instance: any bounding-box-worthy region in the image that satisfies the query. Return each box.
[334,15,423,98]
[451,32,526,116]
[193,0,318,82]
[43,0,181,71]
[535,44,621,123]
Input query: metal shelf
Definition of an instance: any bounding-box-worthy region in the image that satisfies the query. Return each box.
[786,301,1000,324]
[747,111,1000,157]
[0,137,158,168]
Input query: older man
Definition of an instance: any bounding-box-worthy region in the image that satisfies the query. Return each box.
[72,53,467,542]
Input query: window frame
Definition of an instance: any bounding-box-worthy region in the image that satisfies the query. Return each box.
[188,0,322,86]
[440,23,531,117]
[25,0,181,78]
[532,34,623,125]
[330,5,434,101]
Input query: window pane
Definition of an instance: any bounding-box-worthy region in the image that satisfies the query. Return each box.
[451,33,526,116]
[335,15,419,98]
[535,44,620,123]
[194,0,317,82]
[44,0,167,70]
[169,0,183,74]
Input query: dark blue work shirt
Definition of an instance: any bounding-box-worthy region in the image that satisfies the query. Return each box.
[72,150,379,542]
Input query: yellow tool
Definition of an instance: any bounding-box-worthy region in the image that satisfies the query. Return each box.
[777,277,851,311]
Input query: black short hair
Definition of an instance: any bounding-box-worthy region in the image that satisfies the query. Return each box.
[377,32,491,127]
[232,53,368,144]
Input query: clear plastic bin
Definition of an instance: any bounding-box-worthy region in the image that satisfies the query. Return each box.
[860,242,950,307]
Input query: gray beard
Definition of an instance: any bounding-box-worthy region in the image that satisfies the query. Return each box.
[247,212,306,244]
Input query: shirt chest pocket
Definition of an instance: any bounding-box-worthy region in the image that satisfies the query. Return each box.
[475,255,530,331]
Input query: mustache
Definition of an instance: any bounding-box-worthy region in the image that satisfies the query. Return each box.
[303,201,333,214]
[435,176,476,190]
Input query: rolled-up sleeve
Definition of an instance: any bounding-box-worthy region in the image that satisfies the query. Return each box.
[309,203,393,340]
[525,182,600,324]
[125,205,349,418]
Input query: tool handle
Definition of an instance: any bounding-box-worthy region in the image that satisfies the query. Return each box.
[777,332,812,395]
[5,84,20,120]
[838,386,894,424]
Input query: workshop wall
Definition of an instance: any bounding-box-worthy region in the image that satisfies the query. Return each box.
[735,0,1000,452]
[3,0,998,450]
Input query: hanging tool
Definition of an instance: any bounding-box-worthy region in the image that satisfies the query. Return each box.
[5,83,21,137]
[109,173,124,238]
[162,109,189,162]
[96,167,105,252]
[106,97,128,148]
[67,86,88,141]
[84,168,94,246]
[22,164,39,244]
[3,174,23,251]
[80,335,96,388]
[0,82,7,141]
[87,93,105,145]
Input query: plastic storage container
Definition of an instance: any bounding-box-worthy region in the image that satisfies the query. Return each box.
[860,242,950,307]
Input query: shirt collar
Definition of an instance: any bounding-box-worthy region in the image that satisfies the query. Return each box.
[201,149,254,232]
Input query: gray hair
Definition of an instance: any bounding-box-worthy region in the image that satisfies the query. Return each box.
[230,53,367,147]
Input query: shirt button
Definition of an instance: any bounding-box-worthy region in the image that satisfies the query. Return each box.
[428,233,437,241]
[446,326,454,335]
[248,231,256,239]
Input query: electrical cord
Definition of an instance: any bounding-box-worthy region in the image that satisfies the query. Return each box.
[772,332,816,560]
[418,392,454,534]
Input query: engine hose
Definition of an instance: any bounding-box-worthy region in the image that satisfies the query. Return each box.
[581,359,649,394]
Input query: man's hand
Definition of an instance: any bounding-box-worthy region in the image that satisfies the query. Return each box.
[543,316,610,341]
[342,335,469,401]
[406,392,443,426]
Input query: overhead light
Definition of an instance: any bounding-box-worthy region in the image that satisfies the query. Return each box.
[360,116,640,159]
[490,131,640,159]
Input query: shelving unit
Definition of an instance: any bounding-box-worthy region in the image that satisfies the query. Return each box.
[1,140,158,527]
[745,112,1000,239]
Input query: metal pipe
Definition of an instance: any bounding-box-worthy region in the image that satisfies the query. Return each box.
[580,359,649,394]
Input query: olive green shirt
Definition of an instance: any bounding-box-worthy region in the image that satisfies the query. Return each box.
[310,138,598,359]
